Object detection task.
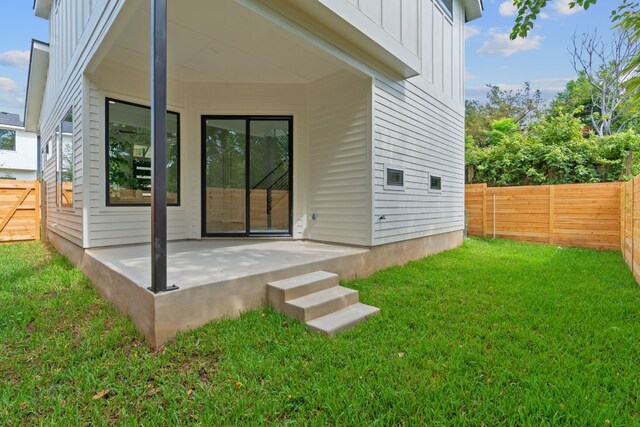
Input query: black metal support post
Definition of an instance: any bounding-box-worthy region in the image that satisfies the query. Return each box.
[149,0,177,293]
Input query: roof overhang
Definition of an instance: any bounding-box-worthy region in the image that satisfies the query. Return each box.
[258,0,422,78]
[34,0,52,19]
[24,40,50,133]
[464,0,484,22]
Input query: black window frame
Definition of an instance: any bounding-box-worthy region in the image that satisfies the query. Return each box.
[105,97,181,207]
[430,174,442,192]
[0,129,17,151]
[200,115,294,238]
[385,167,405,189]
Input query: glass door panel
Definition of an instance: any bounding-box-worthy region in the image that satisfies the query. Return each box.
[203,119,246,234]
[249,120,291,233]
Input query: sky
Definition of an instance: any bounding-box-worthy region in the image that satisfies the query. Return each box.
[465,0,623,102]
[0,3,47,119]
[0,1,626,118]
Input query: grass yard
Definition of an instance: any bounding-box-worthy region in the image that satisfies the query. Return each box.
[1,238,639,425]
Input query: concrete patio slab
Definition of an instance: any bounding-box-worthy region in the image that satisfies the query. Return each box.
[87,239,369,290]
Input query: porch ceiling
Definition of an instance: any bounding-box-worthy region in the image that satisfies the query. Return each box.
[103,0,347,84]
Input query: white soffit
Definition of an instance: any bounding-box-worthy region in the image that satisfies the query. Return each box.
[34,0,52,19]
[24,40,50,133]
[464,0,483,21]
[104,0,346,84]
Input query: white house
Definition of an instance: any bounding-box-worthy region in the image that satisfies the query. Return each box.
[24,0,482,347]
[0,112,38,180]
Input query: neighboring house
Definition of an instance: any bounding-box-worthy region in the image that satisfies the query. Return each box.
[0,112,38,180]
[24,0,482,347]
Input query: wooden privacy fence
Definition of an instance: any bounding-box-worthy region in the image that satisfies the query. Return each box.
[0,179,41,242]
[465,182,621,250]
[621,176,640,283]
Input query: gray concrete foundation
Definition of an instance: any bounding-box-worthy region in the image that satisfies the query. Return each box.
[47,231,463,348]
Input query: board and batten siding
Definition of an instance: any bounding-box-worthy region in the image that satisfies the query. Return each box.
[307,72,372,246]
[343,0,421,57]
[371,0,466,245]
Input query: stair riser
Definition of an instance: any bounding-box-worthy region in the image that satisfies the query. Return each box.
[267,274,339,313]
[284,291,359,322]
[283,276,339,301]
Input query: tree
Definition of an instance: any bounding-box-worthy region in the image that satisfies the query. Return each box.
[465,82,546,146]
[612,0,640,103]
[510,0,640,106]
[510,0,598,39]
[568,29,639,135]
[549,73,593,127]
[466,114,640,186]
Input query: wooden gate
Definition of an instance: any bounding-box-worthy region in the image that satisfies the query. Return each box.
[0,180,41,242]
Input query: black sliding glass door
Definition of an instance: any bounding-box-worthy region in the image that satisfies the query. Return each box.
[202,116,292,236]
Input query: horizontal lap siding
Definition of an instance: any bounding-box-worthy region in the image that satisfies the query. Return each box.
[307,72,372,246]
[42,75,84,247]
[41,0,120,247]
[86,82,186,247]
[372,77,465,245]
[371,0,465,246]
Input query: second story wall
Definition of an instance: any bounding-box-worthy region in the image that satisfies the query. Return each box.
[342,0,420,57]
[41,0,97,124]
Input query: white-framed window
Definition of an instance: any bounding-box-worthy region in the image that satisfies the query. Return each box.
[429,173,442,193]
[436,0,453,20]
[0,129,16,151]
[45,137,52,162]
[384,163,405,191]
[60,108,74,208]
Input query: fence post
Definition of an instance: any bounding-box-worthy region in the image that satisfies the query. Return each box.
[620,182,625,253]
[481,185,487,237]
[492,191,496,239]
[35,181,41,241]
[549,186,555,244]
[633,177,636,279]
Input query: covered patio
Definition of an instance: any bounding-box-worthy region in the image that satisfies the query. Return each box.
[82,239,373,347]
[71,0,379,346]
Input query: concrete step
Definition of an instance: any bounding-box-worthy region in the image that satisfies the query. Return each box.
[267,271,338,312]
[283,286,359,322]
[307,303,381,335]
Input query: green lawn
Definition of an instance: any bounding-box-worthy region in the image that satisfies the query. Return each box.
[1,238,639,425]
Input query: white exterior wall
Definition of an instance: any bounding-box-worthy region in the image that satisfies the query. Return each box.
[38,0,128,247]
[371,0,466,245]
[0,127,38,179]
[86,61,312,247]
[37,0,470,249]
[342,0,421,57]
[307,72,372,246]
